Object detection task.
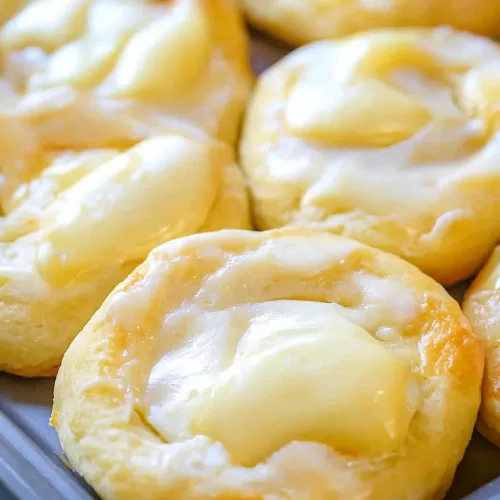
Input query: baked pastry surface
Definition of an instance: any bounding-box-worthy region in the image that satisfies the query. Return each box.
[242,0,500,46]
[464,246,500,446]
[0,0,253,377]
[0,0,252,145]
[52,228,482,499]
[241,28,500,284]
[0,126,250,377]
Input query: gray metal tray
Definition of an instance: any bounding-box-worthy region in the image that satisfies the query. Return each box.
[0,32,500,500]
[0,376,95,500]
[1,369,500,499]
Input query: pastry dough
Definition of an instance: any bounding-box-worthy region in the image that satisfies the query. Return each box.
[0,0,252,145]
[0,122,251,377]
[0,1,26,27]
[52,228,482,500]
[0,0,252,377]
[242,0,500,46]
[241,28,500,285]
[463,246,500,447]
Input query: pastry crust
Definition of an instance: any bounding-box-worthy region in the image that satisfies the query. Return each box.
[242,0,500,46]
[463,246,500,447]
[0,0,253,377]
[52,228,482,500]
[0,125,251,377]
[240,28,500,285]
[0,0,252,145]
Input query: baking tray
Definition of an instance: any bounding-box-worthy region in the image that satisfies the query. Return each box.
[1,31,500,500]
[1,370,500,500]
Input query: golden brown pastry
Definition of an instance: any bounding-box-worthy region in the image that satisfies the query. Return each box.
[0,0,253,377]
[463,246,500,447]
[52,228,482,500]
[0,122,250,377]
[241,28,500,285]
[0,0,25,27]
[0,0,252,145]
[242,0,500,46]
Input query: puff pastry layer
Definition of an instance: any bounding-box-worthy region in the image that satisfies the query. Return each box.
[52,228,482,500]
[0,0,252,145]
[0,123,250,377]
[241,28,500,285]
[464,246,500,447]
[242,0,500,46]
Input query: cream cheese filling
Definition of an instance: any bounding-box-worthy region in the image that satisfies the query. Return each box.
[144,300,418,467]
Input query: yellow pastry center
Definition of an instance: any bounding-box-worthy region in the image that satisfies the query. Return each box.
[0,148,118,240]
[194,313,412,465]
[459,64,500,131]
[144,301,415,467]
[105,0,212,99]
[286,78,432,148]
[1,0,88,52]
[35,135,221,285]
[0,0,212,100]
[285,36,481,149]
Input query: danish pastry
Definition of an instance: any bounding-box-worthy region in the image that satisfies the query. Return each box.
[241,28,500,285]
[0,123,251,377]
[463,246,500,446]
[52,228,482,500]
[0,0,252,145]
[242,0,500,46]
